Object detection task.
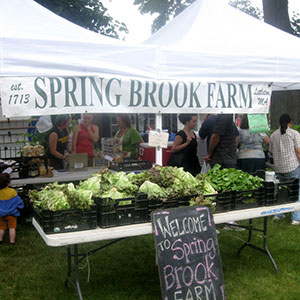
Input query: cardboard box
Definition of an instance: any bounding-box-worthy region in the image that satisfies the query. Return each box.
[69,153,88,171]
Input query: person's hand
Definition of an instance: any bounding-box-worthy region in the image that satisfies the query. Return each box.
[64,155,70,163]
[204,155,211,162]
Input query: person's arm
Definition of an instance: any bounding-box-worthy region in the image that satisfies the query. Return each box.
[296,148,300,161]
[49,132,64,160]
[263,135,270,145]
[204,133,220,161]
[87,125,99,143]
[72,125,80,153]
[199,121,207,140]
[171,134,191,152]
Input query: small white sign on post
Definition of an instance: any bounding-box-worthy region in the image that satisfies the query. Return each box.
[148,131,169,148]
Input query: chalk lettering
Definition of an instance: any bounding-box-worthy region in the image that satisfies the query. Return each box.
[155,214,210,239]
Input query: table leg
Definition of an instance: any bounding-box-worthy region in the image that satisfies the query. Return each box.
[237,217,278,273]
[65,246,72,288]
[262,217,278,273]
[65,245,84,300]
[237,219,253,256]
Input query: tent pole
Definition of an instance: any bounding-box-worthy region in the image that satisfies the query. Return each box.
[155,113,163,166]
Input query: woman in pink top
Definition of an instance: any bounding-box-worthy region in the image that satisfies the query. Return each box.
[72,114,99,166]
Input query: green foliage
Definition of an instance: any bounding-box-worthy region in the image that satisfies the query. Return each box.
[129,165,216,199]
[34,0,128,39]
[207,164,263,192]
[134,0,194,33]
[268,124,300,136]
[29,182,94,211]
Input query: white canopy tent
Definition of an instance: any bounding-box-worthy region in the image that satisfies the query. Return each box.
[145,0,300,91]
[1,0,300,120]
[0,0,157,79]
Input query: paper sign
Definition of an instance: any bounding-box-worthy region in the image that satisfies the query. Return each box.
[74,163,84,169]
[104,155,113,162]
[148,131,169,148]
[248,114,269,133]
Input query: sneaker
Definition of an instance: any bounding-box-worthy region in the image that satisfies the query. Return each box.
[291,220,300,226]
[273,214,286,221]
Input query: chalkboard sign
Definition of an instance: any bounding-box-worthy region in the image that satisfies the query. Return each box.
[152,206,225,300]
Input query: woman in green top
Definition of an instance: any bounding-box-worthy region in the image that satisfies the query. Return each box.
[114,114,143,159]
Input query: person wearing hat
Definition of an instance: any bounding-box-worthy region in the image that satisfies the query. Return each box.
[46,115,72,170]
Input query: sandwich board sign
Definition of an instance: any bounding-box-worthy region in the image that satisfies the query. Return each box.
[152,205,225,300]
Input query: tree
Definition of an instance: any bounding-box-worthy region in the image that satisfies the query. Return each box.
[134,0,300,37]
[229,0,262,20]
[34,0,128,39]
[263,0,293,34]
[133,0,194,33]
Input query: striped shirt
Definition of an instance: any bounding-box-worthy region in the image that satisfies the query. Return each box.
[270,127,300,173]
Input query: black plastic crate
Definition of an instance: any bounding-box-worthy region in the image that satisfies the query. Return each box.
[204,191,235,213]
[94,194,149,228]
[235,187,265,210]
[265,178,299,205]
[109,160,152,171]
[17,187,33,224]
[177,194,198,207]
[163,198,179,209]
[148,199,164,221]
[33,206,97,234]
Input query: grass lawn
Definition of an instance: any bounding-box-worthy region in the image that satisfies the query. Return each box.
[1,216,300,300]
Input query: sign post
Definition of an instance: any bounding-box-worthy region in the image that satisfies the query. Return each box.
[152,206,225,300]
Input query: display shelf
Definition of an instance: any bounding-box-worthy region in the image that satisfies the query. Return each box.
[0,126,35,131]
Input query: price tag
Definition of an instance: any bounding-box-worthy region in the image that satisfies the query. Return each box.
[74,162,84,169]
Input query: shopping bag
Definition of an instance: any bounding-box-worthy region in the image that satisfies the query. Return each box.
[167,150,185,167]
[201,161,211,173]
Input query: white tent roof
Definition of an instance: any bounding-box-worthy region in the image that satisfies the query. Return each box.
[0,0,298,117]
[0,0,157,79]
[145,0,300,90]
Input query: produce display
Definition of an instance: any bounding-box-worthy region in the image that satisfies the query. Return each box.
[206,164,263,192]
[29,182,94,211]
[29,165,263,213]
[29,167,217,211]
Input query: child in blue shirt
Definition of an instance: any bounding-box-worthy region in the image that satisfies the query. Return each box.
[0,173,24,245]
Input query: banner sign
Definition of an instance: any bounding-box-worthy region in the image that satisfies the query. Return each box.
[248,114,269,133]
[0,76,272,117]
